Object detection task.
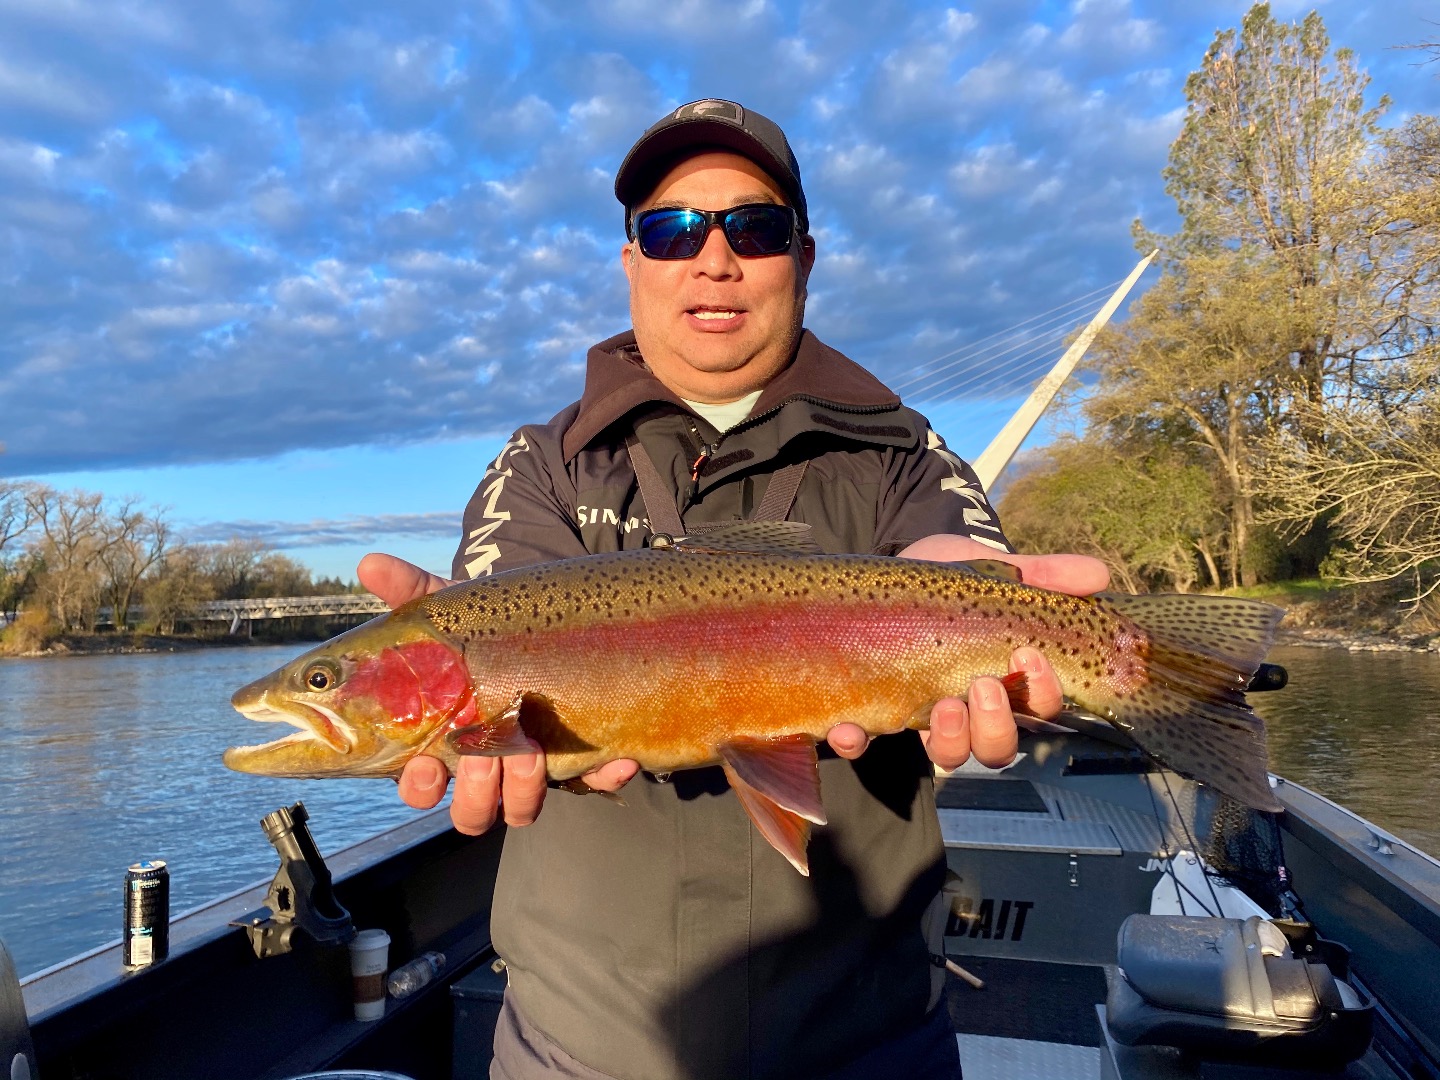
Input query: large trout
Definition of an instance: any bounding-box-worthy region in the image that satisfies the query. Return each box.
[227,526,1284,874]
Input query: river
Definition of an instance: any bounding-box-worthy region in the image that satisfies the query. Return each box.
[3,641,1438,980]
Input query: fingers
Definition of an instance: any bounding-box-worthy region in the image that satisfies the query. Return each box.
[895,535,1110,597]
[451,747,548,834]
[922,680,1019,771]
[920,699,969,770]
[826,723,871,760]
[357,552,457,610]
[398,755,450,809]
[582,759,641,792]
[1012,647,1063,720]
[400,746,550,835]
[965,679,1019,767]
[1012,552,1110,596]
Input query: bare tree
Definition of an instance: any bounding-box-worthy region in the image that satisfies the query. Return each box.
[205,536,270,599]
[142,545,214,635]
[0,481,34,555]
[24,486,116,630]
[97,503,171,631]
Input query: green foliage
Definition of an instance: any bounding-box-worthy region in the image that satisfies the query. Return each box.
[999,440,1220,592]
[1070,2,1434,592]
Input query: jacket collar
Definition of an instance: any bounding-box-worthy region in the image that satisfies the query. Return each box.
[561,329,903,461]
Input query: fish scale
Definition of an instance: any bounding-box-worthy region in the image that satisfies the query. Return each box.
[227,535,1284,875]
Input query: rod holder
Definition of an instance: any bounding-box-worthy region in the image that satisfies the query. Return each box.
[232,802,355,959]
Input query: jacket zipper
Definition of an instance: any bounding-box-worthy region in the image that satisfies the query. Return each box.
[682,395,897,503]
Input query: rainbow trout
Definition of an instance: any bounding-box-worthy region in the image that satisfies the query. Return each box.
[227,526,1283,874]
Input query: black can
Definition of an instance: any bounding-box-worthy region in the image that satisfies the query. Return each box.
[123,860,169,967]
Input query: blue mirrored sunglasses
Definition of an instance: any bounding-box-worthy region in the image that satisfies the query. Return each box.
[630,203,798,260]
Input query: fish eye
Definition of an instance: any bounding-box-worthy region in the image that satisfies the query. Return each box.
[302,659,342,692]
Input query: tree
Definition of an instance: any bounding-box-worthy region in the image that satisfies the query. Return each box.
[1257,110,1440,597]
[1087,251,1318,585]
[1155,3,1388,412]
[142,545,214,635]
[205,537,270,599]
[1084,4,1405,586]
[24,486,114,630]
[1258,347,1440,598]
[97,503,170,631]
[999,440,1222,592]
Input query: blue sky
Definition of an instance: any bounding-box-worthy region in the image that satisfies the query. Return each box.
[3,0,1436,581]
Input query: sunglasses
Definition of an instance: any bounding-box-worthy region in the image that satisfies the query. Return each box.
[630,203,798,260]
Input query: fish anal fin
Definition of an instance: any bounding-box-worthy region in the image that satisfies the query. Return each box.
[1000,670,1030,715]
[718,735,827,824]
[674,522,824,556]
[906,672,1031,731]
[722,760,815,876]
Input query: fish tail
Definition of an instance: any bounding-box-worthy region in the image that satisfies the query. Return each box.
[1089,593,1285,813]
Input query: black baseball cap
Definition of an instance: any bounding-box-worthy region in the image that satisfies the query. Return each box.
[614,99,809,234]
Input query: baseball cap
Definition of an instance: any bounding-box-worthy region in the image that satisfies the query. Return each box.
[614,99,808,234]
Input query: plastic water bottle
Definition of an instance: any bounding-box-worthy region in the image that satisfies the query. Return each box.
[386,950,446,999]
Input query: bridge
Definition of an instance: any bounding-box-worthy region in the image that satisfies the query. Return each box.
[95,594,391,634]
[191,595,391,634]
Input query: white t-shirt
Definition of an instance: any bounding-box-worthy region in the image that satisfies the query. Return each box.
[681,389,763,433]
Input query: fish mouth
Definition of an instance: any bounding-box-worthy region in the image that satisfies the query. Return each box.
[229,698,356,757]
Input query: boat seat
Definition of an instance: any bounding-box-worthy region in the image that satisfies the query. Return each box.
[1105,914,1372,1067]
[1,938,38,1080]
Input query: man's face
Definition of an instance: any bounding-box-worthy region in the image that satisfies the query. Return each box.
[622,150,816,404]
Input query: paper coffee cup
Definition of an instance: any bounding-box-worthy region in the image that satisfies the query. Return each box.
[348,928,391,1021]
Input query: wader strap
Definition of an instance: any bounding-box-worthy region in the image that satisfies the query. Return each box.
[750,459,808,522]
[625,434,686,538]
[624,433,808,538]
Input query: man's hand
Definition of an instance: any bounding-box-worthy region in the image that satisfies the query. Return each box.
[357,553,639,836]
[823,535,1110,772]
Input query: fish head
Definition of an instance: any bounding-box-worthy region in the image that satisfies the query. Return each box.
[225,612,475,779]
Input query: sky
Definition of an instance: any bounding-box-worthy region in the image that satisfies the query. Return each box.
[3,0,1437,581]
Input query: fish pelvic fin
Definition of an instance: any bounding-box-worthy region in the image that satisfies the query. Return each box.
[1092,593,1285,813]
[719,734,827,875]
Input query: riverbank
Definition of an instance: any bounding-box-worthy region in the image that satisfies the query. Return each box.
[1244,578,1440,654]
[0,628,330,659]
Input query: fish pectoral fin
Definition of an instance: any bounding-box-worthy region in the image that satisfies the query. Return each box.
[673,521,825,556]
[448,692,598,757]
[446,693,541,756]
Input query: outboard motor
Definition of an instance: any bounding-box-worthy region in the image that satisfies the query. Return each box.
[1106,913,1373,1067]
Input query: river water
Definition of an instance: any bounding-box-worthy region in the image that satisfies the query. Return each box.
[3,641,1438,980]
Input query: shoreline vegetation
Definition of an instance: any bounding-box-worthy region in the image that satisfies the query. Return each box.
[4,578,1437,659]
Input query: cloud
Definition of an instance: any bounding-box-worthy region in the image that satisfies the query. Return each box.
[0,0,1429,479]
[185,512,461,547]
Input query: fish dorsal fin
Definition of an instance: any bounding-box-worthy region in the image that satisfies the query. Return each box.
[957,559,1024,583]
[718,734,827,876]
[672,522,825,556]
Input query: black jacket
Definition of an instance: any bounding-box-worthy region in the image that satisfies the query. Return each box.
[452,329,1008,1080]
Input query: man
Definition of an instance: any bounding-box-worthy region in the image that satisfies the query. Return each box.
[360,99,1107,1080]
